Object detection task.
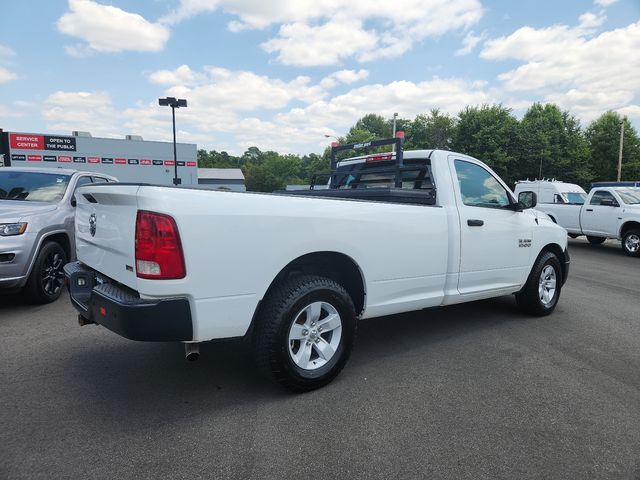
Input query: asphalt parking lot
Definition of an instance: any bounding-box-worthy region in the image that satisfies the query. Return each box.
[1,238,639,480]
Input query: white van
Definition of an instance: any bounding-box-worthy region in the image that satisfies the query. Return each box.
[514,180,587,205]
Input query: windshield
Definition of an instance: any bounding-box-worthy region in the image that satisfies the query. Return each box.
[564,192,587,204]
[616,188,640,205]
[0,171,71,202]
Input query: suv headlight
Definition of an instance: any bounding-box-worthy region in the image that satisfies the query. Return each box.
[0,223,28,236]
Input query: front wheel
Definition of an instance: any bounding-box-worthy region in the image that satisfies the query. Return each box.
[25,241,68,304]
[622,230,640,257]
[253,275,357,392]
[516,251,562,316]
[587,236,606,244]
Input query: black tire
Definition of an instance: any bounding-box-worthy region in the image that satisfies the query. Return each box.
[515,251,562,316]
[621,229,640,257]
[587,236,606,244]
[25,241,67,304]
[252,275,357,392]
[568,233,579,239]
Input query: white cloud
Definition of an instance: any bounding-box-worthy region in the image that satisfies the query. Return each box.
[276,77,494,132]
[0,45,15,59]
[578,11,606,29]
[262,20,379,67]
[36,70,496,155]
[0,67,17,84]
[162,0,483,66]
[594,0,617,7]
[455,31,487,55]
[57,0,170,54]
[149,64,203,86]
[150,65,326,111]
[320,69,369,89]
[481,17,640,122]
[42,91,121,136]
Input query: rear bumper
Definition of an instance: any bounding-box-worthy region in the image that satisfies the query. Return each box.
[63,261,193,342]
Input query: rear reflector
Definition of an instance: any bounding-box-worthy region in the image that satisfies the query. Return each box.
[135,210,186,280]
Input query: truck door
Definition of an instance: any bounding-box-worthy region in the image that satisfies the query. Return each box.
[451,157,534,294]
[580,190,621,236]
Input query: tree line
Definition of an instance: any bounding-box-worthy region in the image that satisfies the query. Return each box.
[197,104,640,192]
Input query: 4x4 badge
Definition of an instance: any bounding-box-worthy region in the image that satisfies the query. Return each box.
[89,213,97,237]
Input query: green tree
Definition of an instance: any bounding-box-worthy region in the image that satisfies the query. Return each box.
[408,109,455,150]
[243,163,281,192]
[518,103,591,186]
[453,104,520,183]
[352,114,390,138]
[586,112,640,181]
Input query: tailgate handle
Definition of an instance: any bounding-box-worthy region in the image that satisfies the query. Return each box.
[467,219,484,227]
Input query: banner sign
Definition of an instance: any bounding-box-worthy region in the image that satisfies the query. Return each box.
[44,135,76,151]
[9,134,76,151]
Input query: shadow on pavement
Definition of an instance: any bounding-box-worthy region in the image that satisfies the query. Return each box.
[54,294,528,425]
[568,238,625,258]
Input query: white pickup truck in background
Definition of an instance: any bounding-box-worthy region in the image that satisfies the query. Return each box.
[64,135,570,391]
[517,183,640,257]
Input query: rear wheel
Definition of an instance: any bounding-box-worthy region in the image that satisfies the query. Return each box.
[516,251,562,316]
[253,275,357,392]
[587,236,606,244]
[25,241,67,304]
[622,230,640,257]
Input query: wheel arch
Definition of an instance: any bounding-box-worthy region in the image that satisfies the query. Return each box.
[539,243,568,284]
[247,251,366,338]
[620,220,640,238]
[24,230,71,279]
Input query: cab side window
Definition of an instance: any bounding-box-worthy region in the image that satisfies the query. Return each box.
[91,176,108,183]
[454,160,511,208]
[590,190,618,206]
[554,194,565,204]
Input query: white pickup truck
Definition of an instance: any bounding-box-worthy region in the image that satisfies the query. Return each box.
[523,186,640,256]
[64,135,570,391]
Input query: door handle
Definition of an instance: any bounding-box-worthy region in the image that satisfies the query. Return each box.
[586,208,593,212]
[467,219,484,227]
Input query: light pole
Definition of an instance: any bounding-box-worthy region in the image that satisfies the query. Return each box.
[324,134,339,142]
[158,97,187,185]
[392,112,398,138]
[617,121,625,182]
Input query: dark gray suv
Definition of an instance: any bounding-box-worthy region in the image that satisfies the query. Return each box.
[0,167,116,303]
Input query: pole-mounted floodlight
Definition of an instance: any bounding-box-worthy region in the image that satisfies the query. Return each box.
[158,97,188,185]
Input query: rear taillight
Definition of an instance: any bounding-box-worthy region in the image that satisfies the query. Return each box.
[135,210,186,280]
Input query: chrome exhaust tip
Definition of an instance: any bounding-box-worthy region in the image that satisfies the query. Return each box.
[185,343,200,362]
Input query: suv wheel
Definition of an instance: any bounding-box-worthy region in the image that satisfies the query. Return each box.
[253,275,357,392]
[25,241,68,304]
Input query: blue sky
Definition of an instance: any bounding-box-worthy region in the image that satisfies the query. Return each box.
[0,0,639,154]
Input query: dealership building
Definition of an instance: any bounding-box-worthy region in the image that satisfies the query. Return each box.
[0,129,198,186]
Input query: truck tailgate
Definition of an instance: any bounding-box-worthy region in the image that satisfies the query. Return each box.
[75,184,140,290]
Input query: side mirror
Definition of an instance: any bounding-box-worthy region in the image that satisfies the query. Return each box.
[517,191,537,210]
[70,196,77,207]
[600,198,618,207]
